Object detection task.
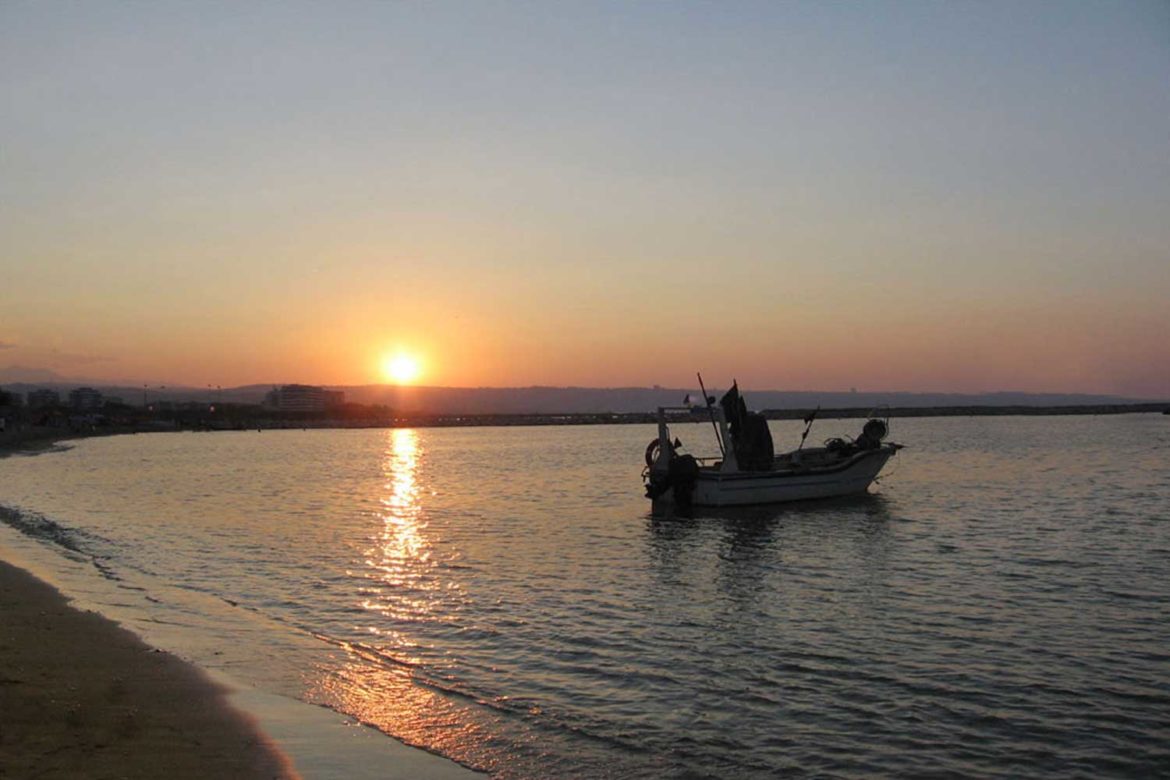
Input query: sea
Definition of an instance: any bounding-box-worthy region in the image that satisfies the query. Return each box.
[1,415,1168,779]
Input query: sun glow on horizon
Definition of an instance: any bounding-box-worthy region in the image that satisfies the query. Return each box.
[381,353,423,385]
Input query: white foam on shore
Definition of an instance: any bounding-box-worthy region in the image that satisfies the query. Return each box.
[0,524,484,780]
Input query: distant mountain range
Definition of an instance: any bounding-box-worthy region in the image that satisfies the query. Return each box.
[3,374,1163,414]
[310,385,1167,414]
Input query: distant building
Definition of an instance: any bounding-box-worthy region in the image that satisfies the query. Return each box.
[26,389,60,408]
[264,384,344,412]
[68,387,104,410]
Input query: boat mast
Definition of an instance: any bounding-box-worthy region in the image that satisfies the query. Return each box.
[696,372,725,459]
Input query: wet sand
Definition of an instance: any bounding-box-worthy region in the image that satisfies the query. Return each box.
[0,559,296,779]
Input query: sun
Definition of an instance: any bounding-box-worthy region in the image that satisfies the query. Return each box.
[381,353,422,385]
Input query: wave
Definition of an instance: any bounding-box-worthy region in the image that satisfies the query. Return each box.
[0,503,88,554]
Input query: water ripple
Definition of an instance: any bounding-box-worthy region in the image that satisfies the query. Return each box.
[1,417,1169,778]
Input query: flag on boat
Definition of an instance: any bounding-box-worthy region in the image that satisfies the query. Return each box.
[719,382,742,425]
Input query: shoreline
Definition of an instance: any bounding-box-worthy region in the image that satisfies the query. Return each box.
[0,424,153,457]
[0,434,488,779]
[0,550,486,780]
[1,401,1165,454]
[0,558,296,779]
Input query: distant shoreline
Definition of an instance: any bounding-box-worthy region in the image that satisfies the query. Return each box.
[233,402,1170,427]
[361,402,1170,427]
[761,402,1170,420]
[1,403,1166,453]
[0,424,152,457]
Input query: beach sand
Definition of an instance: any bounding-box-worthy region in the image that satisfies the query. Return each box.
[0,559,297,779]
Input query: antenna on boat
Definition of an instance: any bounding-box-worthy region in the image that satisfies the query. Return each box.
[798,406,819,451]
[696,372,725,459]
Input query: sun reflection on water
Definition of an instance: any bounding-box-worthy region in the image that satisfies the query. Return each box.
[362,428,435,599]
[308,428,489,771]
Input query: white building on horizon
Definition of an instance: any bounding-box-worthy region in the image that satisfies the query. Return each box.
[68,387,104,410]
[264,384,344,412]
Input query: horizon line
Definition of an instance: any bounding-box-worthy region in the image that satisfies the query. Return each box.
[1,377,1164,403]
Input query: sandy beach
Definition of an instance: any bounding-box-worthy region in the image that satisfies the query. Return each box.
[0,559,296,779]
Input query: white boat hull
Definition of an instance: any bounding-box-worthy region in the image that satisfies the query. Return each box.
[652,446,896,508]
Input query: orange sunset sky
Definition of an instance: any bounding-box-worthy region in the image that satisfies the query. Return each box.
[2,3,1168,397]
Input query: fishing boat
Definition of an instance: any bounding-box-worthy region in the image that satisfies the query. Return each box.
[643,382,902,509]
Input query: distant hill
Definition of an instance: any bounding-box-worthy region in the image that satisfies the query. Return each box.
[2,379,1162,415]
[243,384,1160,414]
[0,381,229,407]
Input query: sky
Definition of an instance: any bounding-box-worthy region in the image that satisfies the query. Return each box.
[2,1,1168,397]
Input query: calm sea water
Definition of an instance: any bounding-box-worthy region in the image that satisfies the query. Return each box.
[2,416,1169,778]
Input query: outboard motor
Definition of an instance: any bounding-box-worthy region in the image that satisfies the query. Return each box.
[644,433,698,508]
